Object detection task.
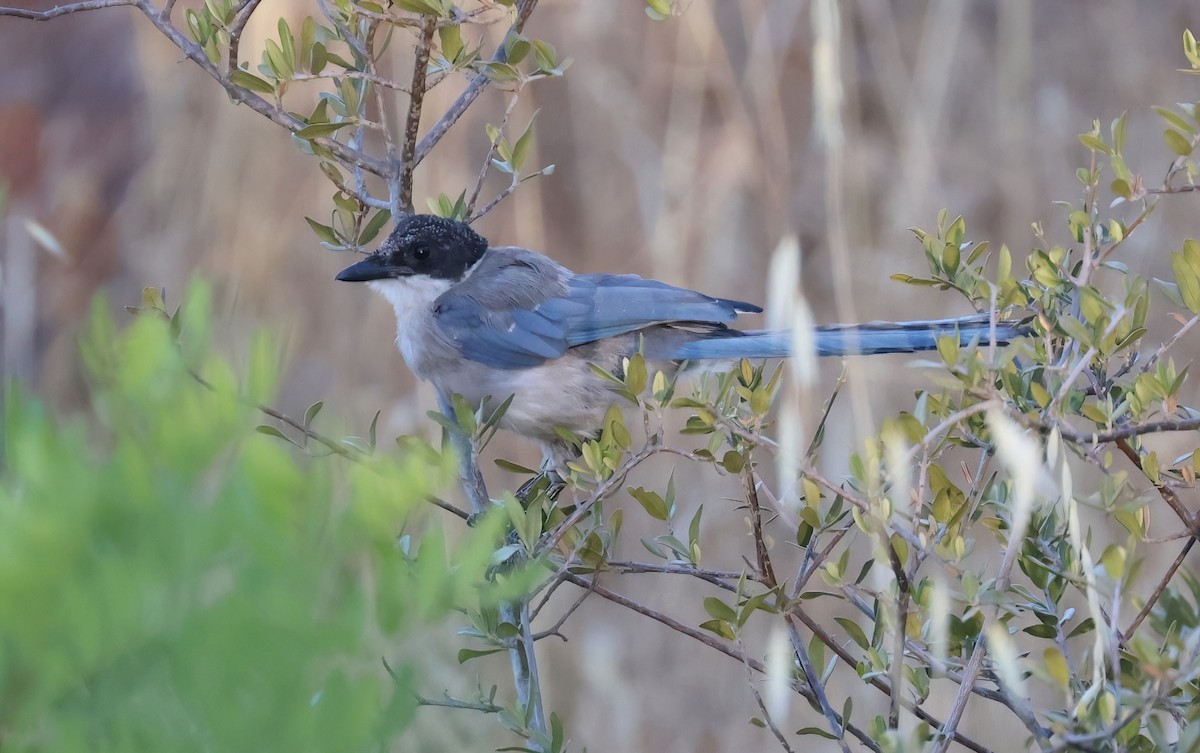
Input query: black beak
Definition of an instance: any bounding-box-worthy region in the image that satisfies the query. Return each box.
[335,254,407,282]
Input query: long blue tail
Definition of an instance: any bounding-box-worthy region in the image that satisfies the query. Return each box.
[668,314,1029,360]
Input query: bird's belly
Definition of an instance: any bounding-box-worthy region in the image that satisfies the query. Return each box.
[440,358,616,441]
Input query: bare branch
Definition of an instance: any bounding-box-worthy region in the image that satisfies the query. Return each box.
[783,619,851,753]
[0,0,136,20]
[226,0,264,76]
[399,16,437,214]
[468,165,554,222]
[737,638,796,753]
[1124,536,1195,640]
[559,572,885,753]
[532,582,591,642]
[787,605,1001,753]
[741,454,779,587]
[467,87,523,217]
[292,70,411,92]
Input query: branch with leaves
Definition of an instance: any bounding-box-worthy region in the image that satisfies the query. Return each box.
[8,2,1200,750]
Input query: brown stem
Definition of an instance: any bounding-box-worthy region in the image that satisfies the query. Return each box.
[0,0,135,19]
[226,0,264,76]
[413,0,539,165]
[741,454,778,587]
[1051,417,1200,446]
[398,16,436,214]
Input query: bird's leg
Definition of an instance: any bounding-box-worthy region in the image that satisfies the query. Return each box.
[514,470,565,507]
[509,439,580,507]
[436,391,490,517]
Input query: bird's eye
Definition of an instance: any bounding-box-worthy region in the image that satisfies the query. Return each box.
[411,244,431,261]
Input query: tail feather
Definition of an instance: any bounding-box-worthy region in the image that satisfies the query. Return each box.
[668,314,1029,360]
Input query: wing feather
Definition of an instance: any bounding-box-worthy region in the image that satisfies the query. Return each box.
[433,248,760,369]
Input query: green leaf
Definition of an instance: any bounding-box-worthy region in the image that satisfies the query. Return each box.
[624,353,647,396]
[703,596,738,623]
[1077,133,1110,153]
[835,616,870,650]
[303,401,324,425]
[310,42,328,75]
[278,18,295,72]
[395,0,446,16]
[511,111,539,173]
[1153,105,1196,135]
[796,727,840,740]
[255,424,294,444]
[629,487,669,521]
[645,0,671,19]
[495,458,538,474]
[358,209,392,245]
[721,450,745,473]
[264,38,292,79]
[230,69,275,94]
[304,217,339,244]
[458,648,504,664]
[1171,250,1200,312]
[296,121,353,139]
[439,24,463,62]
[698,618,735,640]
[532,40,558,71]
[1164,128,1194,156]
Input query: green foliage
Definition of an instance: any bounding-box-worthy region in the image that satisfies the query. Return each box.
[0,283,495,753]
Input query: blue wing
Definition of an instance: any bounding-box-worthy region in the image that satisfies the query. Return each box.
[433,249,761,369]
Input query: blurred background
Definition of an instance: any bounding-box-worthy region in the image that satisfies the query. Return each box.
[2,1,1199,750]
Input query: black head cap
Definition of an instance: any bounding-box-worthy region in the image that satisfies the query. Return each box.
[335,214,489,282]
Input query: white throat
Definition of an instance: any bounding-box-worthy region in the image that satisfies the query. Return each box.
[368,276,452,373]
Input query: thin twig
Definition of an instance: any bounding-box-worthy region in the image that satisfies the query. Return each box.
[0,0,135,19]
[605,560,746,588]
[1123,526,1197,640]
[291,70,411,92]
[124,1,389,177]
[365,20,401,215]
[467,87,523,216]
[931,475,1031,753]
[1051,416,1200,445]
[787,605,1000,753]
[226,0,264,76]
[189,366,469,519]
[737,638,796,753]
[1137,313,1200,377]
[540,445,710,553]
[558,572,885,753]
[468,166,555,222]
[783,618,851,753]
[742,453,778,587]
[413,0,539,165]
[532,580,592,641]
[902,400,998,467]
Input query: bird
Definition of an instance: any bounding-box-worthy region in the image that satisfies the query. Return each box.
[337,214,1026,464]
